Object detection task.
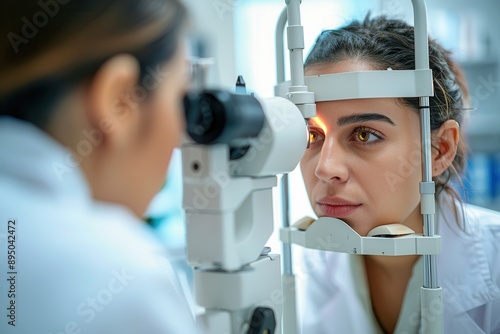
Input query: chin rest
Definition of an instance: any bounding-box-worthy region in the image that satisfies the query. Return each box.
[282,216,440,256]
[292,217,415,237]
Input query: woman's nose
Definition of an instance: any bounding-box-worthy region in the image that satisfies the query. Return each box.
[314,140,349,183]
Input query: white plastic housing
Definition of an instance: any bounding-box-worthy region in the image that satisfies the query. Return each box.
[182,96,308,271]
[195,255,282,334]
[229,96,308,177]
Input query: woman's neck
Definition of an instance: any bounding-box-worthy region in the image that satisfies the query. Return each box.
[364,254,418,334]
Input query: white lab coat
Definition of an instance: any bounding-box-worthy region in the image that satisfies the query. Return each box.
[0,117,201,334]
[299,192,500,333]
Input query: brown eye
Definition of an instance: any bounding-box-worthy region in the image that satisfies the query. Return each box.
[308,130,324,146]
[352,127,383,144]
[357,130,369,142]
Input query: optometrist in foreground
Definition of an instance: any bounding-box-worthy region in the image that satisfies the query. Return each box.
[0,1,203,333]
[299,14,500,334]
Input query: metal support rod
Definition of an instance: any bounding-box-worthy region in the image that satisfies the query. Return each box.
[281,175,298,334]
[413,2,442,332]
[420,96,439,289]
[280,174,293,275]
[286,0,305,88]
[413,0,439,290]
[420,99,433,183]
[411,0,430,70]
[280,3,309,332]
[281,0,315,118]
[276,7,287,84]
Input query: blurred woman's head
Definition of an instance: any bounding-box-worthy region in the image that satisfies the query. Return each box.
[0,0,189,217]
[301,14,468,235]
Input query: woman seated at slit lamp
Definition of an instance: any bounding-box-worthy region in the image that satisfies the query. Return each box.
[297,14,500,334]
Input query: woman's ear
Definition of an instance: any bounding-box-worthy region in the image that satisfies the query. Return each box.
[432,120,460,177]
[86,54,141,149]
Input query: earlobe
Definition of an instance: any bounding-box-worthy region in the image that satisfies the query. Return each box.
[86,54,141,149]
[431,120,460,177]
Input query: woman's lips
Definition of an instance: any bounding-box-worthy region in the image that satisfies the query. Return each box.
[317,197,361,218]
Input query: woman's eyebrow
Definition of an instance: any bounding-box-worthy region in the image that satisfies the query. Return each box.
[337,113,395,126]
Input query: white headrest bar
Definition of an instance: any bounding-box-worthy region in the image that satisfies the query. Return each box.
[275,69,434,102]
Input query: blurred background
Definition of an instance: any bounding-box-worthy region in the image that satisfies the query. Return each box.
[146,0,500,266]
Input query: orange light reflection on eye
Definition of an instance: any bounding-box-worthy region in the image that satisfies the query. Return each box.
[310,116,327,133]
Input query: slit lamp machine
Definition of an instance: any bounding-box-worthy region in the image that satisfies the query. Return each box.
[181,0,442,333]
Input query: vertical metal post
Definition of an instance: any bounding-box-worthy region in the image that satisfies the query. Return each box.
[419,97,438,289]
[279,2,311,332]
[286,0,305,88]
[413,1,443,332]
[280,174,298,334]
